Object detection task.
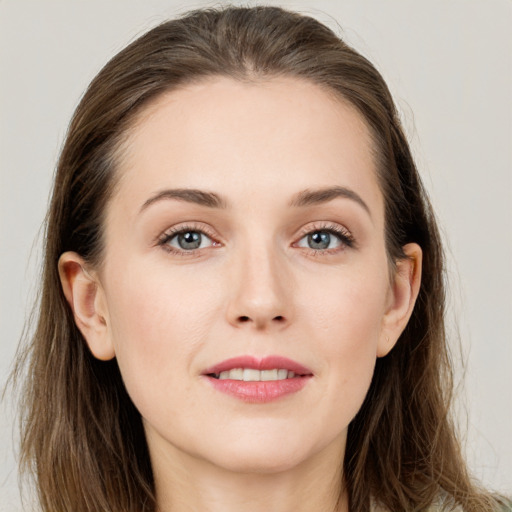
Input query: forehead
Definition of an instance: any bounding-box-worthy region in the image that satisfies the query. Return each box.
[112,76,382,218]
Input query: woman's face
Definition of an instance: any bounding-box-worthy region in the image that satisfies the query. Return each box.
[70,76,418,475]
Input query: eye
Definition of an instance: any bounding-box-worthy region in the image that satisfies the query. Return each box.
[295,226,354,252]
[160,228,215,252]
[308,232,338,250]
[297,230,341,250]
[174,231,211,250]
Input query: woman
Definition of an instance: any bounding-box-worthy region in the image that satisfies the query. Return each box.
[11,6,509,512]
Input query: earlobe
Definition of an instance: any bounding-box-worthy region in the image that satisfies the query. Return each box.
[58,252,115,361]
[377,243,422,358]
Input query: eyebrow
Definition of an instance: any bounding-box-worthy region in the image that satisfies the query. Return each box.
[140,185,371,216]
[140,188,227,212]
[289,186,371,216]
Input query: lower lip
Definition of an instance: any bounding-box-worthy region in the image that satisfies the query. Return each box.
[204,376,311,403]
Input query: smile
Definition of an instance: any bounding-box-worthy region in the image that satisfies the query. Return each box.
[210,368,299,381]
[203,355,313,403]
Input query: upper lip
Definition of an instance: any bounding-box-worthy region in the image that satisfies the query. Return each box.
[203,355,313,376]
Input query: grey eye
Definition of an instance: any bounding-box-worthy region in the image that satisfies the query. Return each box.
[168,231,213,250]
[308,232,331,250]
[297,230,343,250]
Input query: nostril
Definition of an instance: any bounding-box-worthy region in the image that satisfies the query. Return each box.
[235,315,285,324]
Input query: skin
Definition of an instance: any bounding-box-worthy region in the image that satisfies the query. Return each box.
[59,76,421,512]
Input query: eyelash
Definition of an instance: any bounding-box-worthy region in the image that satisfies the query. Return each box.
[156,222,355,256]
[294,223,355,254]
[157,223,220,257]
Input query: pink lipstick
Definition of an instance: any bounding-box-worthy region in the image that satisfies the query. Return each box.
[202,355,313,403]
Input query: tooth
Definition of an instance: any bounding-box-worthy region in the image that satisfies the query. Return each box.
[261,369,278,381]
[277,369,288,380]
[243,369,261,381]
[228,368,244,380]
[215,368,300,381]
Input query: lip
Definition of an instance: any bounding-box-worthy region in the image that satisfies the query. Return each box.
[202,355,313,404]
[203,355,313,376]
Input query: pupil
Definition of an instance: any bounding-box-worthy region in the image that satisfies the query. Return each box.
[178,231,201,250]
[308,231,330,250]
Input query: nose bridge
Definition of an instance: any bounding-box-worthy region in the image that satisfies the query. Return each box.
[227,235,292,329]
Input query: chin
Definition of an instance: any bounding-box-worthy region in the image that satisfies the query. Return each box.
[198,429,324,475]
[211,448,309,475]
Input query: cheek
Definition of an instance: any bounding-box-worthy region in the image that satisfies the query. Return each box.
[300,263,388,422]
[301,259,388,350]
[103,265,219,414]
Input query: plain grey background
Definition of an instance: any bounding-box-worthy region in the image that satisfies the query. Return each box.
[1,0,511,508]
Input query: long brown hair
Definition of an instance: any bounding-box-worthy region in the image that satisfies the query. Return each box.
[11,6,506,511]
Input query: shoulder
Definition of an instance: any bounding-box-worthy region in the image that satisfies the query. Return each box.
[499,500,512,512]
[371,500,511,512]
[370,499,464,511]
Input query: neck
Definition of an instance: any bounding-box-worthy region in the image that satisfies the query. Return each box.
[150,436,349,512]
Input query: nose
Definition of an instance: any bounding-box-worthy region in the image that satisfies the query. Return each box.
[226,244,293,331]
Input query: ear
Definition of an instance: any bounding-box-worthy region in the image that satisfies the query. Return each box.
[58,251,115,361]
[377,243,422,358]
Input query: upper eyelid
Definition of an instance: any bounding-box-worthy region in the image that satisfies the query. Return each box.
[295,221,353,238]
[293,222,356,249]
[157,222,219,243]
[156,224,220,256]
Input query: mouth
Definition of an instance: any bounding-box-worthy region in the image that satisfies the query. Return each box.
[203,355,313,379]
[202,355,313,403]
[208,368,302,381]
